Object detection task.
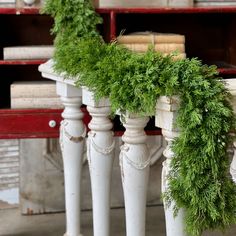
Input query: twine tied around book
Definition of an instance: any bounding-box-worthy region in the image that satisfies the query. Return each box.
[151,33,155,45]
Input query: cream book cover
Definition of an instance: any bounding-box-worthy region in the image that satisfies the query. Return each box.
[4,45,54,60]
[11,81,58,98]
[94,0,168,7]
[11,97,63,109]
[117,33,185,44]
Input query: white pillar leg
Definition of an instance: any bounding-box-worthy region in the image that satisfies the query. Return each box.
[161,129,186,236]
[87,106,115,236]
[120,114,150,236]
[82,88,114,236]
[230,142,236,183]
[155,96,186,236]
[60,96,85,236]
[38,61,85,236]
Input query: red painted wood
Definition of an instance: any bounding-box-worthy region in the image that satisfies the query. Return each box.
[0,108,91,139]
[1,6,236,15]
[16,7,40,15]
[0,62,235,75]
[0,8,16,14]
[0,60,47,65]
[0,7,40,14]
[97,6,236,14]
[0,109,62,139]
[0,107,161,139]
[110,11,116,41]
[218,68,236,75]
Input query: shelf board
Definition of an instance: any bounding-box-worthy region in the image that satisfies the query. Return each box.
[0,6,40,14]
[0,59,47,65]
[0,108,62,139]
[97,6,236,14]
[0,108,162,139]
[218,68,236,76]
[1,6,236,15]
[0,108,90,139]
[0,59,235,76]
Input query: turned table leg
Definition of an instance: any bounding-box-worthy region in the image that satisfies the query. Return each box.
[156,96,186,236]
[39,60,85,236]
[120,114,150,236]
[161,129,186,236]
[60,96,85,236]
[82,88,115,236]
[230,142,236,183]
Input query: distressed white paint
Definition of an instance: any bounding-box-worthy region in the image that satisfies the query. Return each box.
[225,79,236,183]
[60,96,85,236]
[82,87,110,107]
[156,96,186,236]
[119,113,150,236]
[230,142,236,183]
[83,88,114,236]
[40,61,84,236]
[161,129,186,236]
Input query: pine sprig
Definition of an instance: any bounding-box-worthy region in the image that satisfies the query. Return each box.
[43,0,236,235]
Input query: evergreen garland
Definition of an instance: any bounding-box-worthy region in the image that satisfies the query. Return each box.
[43,0,236,235]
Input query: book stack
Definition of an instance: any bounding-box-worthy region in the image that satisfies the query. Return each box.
[94,0,193,8]
[117,32,186,59]
[3,46,54,60]
[195,0,236,6]
[10,81,63,109]
[0,0,15,6]
[16,0,45,9]
[94,0,168,7]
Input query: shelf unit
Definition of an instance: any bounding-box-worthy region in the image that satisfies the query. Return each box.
[0,6,236,139]
[0,59,46,65]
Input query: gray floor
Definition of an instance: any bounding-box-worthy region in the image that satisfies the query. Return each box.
[0,205,236,236]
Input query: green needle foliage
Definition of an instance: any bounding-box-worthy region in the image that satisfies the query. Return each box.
[43,0,236,235]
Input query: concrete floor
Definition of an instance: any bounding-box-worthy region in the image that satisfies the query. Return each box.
[1,205,236,236]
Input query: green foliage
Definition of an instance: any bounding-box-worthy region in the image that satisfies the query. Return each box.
[42,0,102,37]
[165,59,236,236]
[43,0,236,235]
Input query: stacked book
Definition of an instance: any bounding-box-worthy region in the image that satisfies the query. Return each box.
[10,81,63,109]
[94,0,193,7]
[3,46,54,60]
[0,0,15,5]
[117,32,186,59]
[195,0,236,6]
[94,0,168,7]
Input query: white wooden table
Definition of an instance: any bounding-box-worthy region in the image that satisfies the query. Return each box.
[39,60,236,236]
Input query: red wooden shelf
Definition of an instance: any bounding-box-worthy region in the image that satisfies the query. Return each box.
[218,68,236,76]
[0,7,40,14]
[97,6,236,40]
[97,6,236,14]
[0,107,162,139]
[0,59,47,65]
[1,6,236,15]
[0,108,91,139]
[0,5,235,139]
[0,108,62,139]
[0,61,235,76]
